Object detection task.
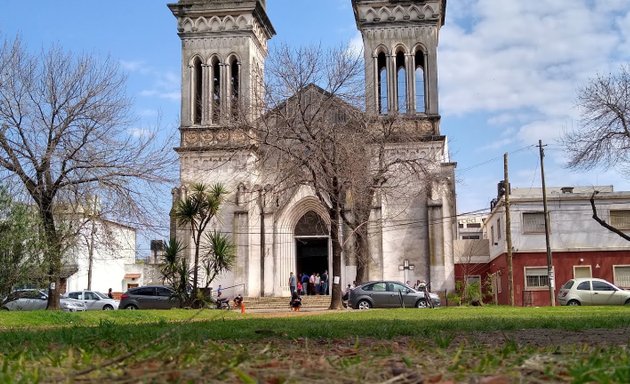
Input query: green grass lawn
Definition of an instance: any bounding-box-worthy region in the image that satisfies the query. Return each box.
[0,306,629,383]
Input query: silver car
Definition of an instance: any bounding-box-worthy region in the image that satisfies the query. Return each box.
[65,290,119,310]
[557,278,630,306]
[349,281,441,309]
[1,289,86,311]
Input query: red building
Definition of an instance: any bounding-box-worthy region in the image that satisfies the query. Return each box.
[455,186,630,306]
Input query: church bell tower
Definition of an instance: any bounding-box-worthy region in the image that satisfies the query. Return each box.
[168,0,275,146]
[352,0,446,134]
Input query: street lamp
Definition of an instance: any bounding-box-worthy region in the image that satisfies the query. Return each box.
[398,259,415,284]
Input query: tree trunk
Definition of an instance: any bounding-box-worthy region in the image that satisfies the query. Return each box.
[40,200,61,310]
[354,225,370,284]
[329,204,343,310]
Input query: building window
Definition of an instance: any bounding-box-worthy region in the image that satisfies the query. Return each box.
[192,56,203,125]
[230,57,239,118]
[525,267,550,289]
[613,265,630,289]
[395,51,406,113]
[211,57,221,123]
[610,210,630,230]
[458,223,464,228]
[523,212,545,234]
[573,265,592,279]
[497,218,502,240]
[490,225,495,244]
[377,52,388,114]
[414,50,425,113]
[462,235,480,240]
[468,223,481,228]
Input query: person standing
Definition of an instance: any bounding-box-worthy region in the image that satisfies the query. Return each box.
[107,288,113,299]
[321,270,329,295]
[289,272,297,295]
[314,273,321,295]
[301,272,310,296]
[309,273,316,295]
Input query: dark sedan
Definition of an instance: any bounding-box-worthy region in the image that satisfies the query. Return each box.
[119,286,180,310]
[349,281,441,309]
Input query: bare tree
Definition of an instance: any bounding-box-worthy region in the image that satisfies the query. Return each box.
[0,36,175,309]
[564,64,630,174]
[563,65,630,240]
[252,44,444,308]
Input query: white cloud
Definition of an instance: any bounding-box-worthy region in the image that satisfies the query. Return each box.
[346,31,364,56]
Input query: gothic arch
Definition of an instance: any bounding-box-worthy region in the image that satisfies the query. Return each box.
[365,8,378,22]
[209,16,221,31]
[422,4,436,19]
[392,5,406,21]
[393,44,409,55]
[236,15,248,29]
[372,44,389,57]
[224,15,236,30]
[277,196,330,233]
[182,17,194,33]
[377,7,391,21]
[195,17,209,31]
[409,5,421,20]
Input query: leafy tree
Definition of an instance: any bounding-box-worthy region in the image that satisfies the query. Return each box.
[0,186,46,297]
[201,230,236,290]
[0,36,175,309]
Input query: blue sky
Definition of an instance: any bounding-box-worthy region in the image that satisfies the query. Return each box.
[2,0,630,256]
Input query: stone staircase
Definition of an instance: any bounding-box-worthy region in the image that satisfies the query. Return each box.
[239,295,331,311]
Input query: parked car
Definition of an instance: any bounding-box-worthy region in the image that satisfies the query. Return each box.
[119,285,180,309]
[1,289,86,312]
[349,281,441,309]
[64,290,119,310]
[557,278,630,306]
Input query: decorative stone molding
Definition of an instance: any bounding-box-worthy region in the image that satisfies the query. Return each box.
[357,3,441,24]
[178,15,269,49]
[180,127,253,149]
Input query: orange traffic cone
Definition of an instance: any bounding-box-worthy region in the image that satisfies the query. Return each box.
[240,303,245,314]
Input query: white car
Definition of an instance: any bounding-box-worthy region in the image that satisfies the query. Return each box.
[65,290,119,310]
[1,289,86,311]
[557,278,630,306]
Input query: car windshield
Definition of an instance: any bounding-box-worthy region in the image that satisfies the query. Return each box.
[94,292,109,299]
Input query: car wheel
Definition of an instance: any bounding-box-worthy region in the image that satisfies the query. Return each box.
[1,307,8,311]
[567,299,580,306]
[103,304,114,310]
[625,299,630,306]
[357,299,371,310]
[124,304,138,310]
[416,299,428,308]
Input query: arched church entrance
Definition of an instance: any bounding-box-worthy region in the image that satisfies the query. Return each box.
[294,211,329,292]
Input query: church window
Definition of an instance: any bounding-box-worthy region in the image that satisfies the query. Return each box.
[192,57,203,124]
[415,50,426,113]
[377,52,388,114]
[230,57,240,118]
[295,211,329,236]
[396,51,407,113]
[211,57,221,123]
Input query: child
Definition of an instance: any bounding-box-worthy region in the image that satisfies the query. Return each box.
[289,291,302,311]
[297,281,303,295]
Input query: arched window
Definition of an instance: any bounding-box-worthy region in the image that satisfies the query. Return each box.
[192,57,203,124]
[295,211,329,236]
[415,50,425,113]
[396,51,406,113]
[230,57,240,118]
[377,52,388,114]
[211,57,221,123]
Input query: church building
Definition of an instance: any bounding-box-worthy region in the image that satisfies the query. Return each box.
[167,0,456,297]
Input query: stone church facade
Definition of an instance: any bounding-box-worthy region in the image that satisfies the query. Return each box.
[168,0,456,297]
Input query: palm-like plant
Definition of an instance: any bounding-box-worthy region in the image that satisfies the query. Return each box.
[174,183,228,296]
[202,230,236,289]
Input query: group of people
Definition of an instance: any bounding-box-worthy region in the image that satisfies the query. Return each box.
[289,270,329,296]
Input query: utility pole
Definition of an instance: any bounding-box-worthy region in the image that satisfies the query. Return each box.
[504,153,514,306]
[538,140,555,306]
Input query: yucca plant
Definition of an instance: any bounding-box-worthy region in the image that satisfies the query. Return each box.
[174,183,228,298]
